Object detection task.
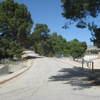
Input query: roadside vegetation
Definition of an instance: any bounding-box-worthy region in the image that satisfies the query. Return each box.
[29,25,87,57]
[0,0,88,61]
[0,0,33,60]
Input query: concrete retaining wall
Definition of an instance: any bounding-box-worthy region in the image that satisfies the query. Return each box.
[0,59,33,84]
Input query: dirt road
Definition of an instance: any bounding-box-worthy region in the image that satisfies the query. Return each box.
[0,54,100,100]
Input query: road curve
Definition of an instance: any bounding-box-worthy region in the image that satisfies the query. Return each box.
[0,57,100,100]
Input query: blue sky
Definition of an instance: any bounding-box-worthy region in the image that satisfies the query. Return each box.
[2,0,100,45]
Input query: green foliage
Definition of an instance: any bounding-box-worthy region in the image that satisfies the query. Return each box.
[88,23,100,48]
[6,41,23,58]
[0,0,33,45]
[30,24,53,56]
[69,39,87,59]
[30,24,49,46]
[49,32,69,56]
[0,37,22,59]
[29,24,87,58]
[0,0,88,60]
[91,27,100,48]
[61,0,100,45]
[61,0,100,21]
[33,24,50,41]
[36,40,54,56]
[0,0,32,60]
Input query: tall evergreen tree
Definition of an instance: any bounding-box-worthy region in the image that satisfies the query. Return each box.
[0,0,33,59]
[0,0,33,44]
[61,0,100,46]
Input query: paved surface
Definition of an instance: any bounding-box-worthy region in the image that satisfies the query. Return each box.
[0,54,100,100]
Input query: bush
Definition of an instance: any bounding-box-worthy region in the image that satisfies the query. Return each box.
[0,38,22,60]
[69,39,87,59]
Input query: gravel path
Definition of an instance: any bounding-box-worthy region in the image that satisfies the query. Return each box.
[0,54,100,100]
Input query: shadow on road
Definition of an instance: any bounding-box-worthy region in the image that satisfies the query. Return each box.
[49,66,100,90]
[23,56,43,60]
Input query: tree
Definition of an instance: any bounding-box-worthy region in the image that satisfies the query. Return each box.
[93,28,100,47]
[91,28,100,47]
[30,25,71,57]
[36,39,54,56]
[50,32,70,56]
[0,37,22,59]
[61,0,100,46]
[34,24,50,41]
[69,39,87,59]
[0,0,33,60]
[87,23,100,47]
[61,0,100,24]
[0,0,33,44]
[30,24,50,51]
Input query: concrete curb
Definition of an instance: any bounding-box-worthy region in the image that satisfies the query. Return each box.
[0,59,33,84]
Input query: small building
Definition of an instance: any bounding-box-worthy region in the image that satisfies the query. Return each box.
[86,45,100,55]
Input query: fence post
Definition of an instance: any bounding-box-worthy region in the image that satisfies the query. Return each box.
[87,62,89,67]
[82,58,84,69]
[92,62,94,72]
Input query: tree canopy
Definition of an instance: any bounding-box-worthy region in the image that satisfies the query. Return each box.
[0,0,33,42]
[69,39,87,59]
[61,0,100,22]
[0,0,33,59]
[0,0,87,60]
[61,0,100,47]
[29,24,87,58]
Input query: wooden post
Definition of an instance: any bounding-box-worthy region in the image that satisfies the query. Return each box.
[87,62,89,67]
[92,62,94,72]
[82,58,84,69]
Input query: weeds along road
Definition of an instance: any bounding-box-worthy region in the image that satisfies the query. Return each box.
[0,56,100,100]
